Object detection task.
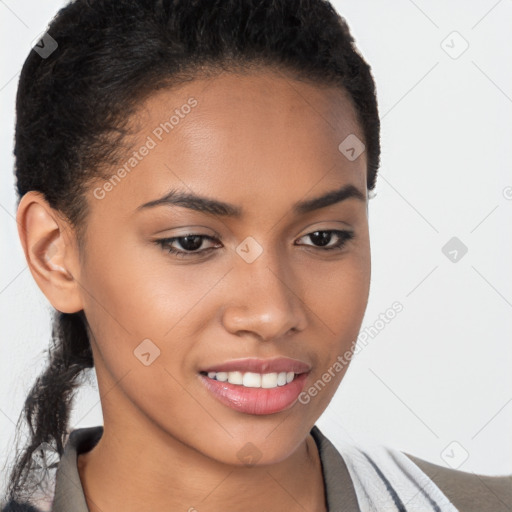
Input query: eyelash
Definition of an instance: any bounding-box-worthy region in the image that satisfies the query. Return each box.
[155,230,355,259]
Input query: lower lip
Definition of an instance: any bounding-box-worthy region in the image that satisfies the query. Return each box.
[199,372,309,415]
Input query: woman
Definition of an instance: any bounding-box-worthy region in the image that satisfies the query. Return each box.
[2,0,511,511]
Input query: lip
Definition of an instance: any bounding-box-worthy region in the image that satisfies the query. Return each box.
[199,372,310,415]
[199,357,311,374]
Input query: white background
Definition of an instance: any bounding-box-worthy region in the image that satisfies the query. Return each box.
[1,0,511,495]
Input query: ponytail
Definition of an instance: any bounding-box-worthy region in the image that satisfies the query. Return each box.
[3,310,93,507]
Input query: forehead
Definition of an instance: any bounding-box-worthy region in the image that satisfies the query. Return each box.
[144,67,363,147]
[89,68,367,221]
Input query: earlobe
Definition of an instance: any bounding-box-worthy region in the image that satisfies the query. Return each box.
[16,191,84,314]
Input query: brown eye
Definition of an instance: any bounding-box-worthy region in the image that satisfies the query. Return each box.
[297,230,354,251]
[156,234,221,258]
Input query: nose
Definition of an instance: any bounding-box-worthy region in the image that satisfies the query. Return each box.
[220,249,308,342]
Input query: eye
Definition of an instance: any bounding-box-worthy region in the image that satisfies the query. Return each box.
[296,230,355,252]
[155,229,355,259]
[156,234,221,258]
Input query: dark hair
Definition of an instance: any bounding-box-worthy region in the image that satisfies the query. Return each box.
[3,0,380,506]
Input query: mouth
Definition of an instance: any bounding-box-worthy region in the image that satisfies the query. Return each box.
[197,357,311,415]
[199,370,300,389]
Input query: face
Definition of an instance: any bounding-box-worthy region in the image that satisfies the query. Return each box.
[75,68,371,465]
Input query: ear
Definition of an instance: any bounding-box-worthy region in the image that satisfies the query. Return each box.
[16,191,84,314]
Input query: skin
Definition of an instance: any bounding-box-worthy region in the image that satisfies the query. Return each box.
[17,68,371,512]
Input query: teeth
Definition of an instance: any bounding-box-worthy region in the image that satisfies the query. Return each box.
[243,372,261,388]
[228,371,243,385]
[205,370,297,388]
[261,372,277,388]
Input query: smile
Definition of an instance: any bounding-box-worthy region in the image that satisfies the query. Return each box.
[201,370,297,388]
[198,371,309,415]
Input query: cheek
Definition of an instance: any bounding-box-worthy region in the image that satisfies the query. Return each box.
[78,232,231,378]
[295,256,370,414]
[304,244,371,337]
[300,238,370,396]
[80,229,216,333]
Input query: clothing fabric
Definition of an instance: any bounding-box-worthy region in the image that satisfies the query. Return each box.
[310,427,458,511]
[319,434,458,511]
[2,424,460,511]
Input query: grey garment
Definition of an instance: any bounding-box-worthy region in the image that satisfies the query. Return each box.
[404,452,512,512]
[310,426,360,511]
[50,427,102,512]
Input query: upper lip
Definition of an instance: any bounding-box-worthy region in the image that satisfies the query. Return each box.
[200,357,311,374]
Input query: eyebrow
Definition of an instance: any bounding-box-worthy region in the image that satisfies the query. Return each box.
[136,183,365,218]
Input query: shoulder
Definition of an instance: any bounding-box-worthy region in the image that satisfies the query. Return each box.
[1,426,104,512]
[404,452,512,512]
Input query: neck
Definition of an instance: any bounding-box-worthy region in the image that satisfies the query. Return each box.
[77,422,327,512]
